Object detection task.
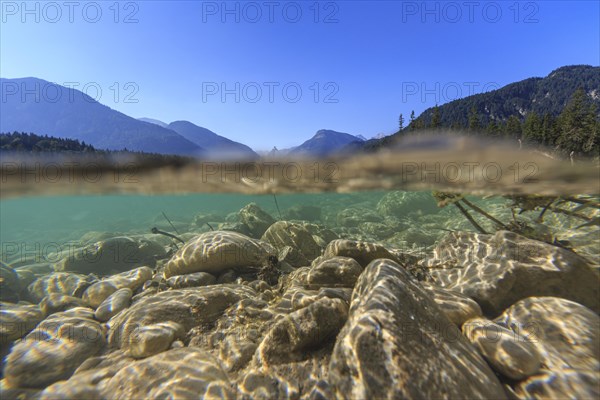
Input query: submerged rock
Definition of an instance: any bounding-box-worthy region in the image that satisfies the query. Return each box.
[0,262,20,303]
[496,297,599,372]
[28,272,96,303]
[41,348,235,399]
[104,348,235,399]
[56,237,165,274]
[421,282,483,326]
[463,317,542,380]
[261,221,322,267]
[35,351,129,399]
[94,287,133,322]
[328,259,507,400]
[82,266,152,308]
[129,321,185,359]
[40,294,87,316]
[255,297,348,366]
[0,303,44,345]
[357,221,398,239]
[16,263,54,275]
[306,256,363,288]
[513,370,599,399]
[497,297,599,398]
[3,307,105,388]
[108,285,257,351]
[424,230,600,315]
[164,231,274,278]
[166,271,217,288]
[323,239,399,267]
[239,203,276,238]
[14,269,36,299]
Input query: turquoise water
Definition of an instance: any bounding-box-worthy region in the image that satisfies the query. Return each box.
[1,149,599,399]
[2,190,598,268]
[0,192,380,257]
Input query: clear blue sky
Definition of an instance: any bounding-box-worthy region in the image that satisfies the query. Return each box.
[1,0,598,150]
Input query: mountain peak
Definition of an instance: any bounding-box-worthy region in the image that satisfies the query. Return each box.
[138,118,169,128]
[167,120,258,160]
[1,78,203,156]
[290,129,366,156]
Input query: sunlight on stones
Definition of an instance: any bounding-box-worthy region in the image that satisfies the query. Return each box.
[424,230,600,315]
[462,317,542,380]
[164,231,274,278]
[3,308,105,388]
[0,191,597,399]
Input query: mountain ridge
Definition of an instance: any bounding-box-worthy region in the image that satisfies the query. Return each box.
[0,77,204,156]
[166,120,259,159]
[288,129,365,157]
[412,65,600,128]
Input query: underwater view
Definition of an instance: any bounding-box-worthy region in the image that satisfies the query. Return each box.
[1,1,599,399]
[1,148,599,399]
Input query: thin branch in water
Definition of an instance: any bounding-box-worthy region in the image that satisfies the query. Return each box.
[206,222,215,231]
[547,205,593,222]
[537,199,556,223]
[461,198,508,230]
[151,227,185,244]
[562,197,600,211]
[162,211,180,235]
[272,194,282,220]
[454,201,488,234]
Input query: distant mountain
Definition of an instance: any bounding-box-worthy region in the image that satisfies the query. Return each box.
[166,120,258,159]
[412,65,600,128]
[138,117,169,128]
[0,78,203,156]
[354,65,600,153]
[289,129,365,157]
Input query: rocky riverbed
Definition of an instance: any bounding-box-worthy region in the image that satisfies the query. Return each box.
[1,192,599,399]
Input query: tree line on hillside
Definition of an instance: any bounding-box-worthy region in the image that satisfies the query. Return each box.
[0,131,193,167]
[396,88,599,157]
[0,132,96,152]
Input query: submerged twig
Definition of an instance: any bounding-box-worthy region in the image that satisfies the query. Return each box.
[536,198,556,223]
[547,206,593,222]
[461,198,508,230]
[205,222,215,231]
[561,197,600,211]
[272,194,282,220]
[151,227,185,244]
[454,201,488,234]
[162,211,180,235]
[575,217,600,229]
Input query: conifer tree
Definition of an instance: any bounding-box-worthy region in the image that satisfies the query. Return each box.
[468,105,480,132]
[431,105,441,129]
[505,115,522,138]
[557,88,599,155]
[523,111,542,143]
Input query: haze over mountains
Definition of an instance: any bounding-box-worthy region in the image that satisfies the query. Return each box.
[140,119,258,159]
